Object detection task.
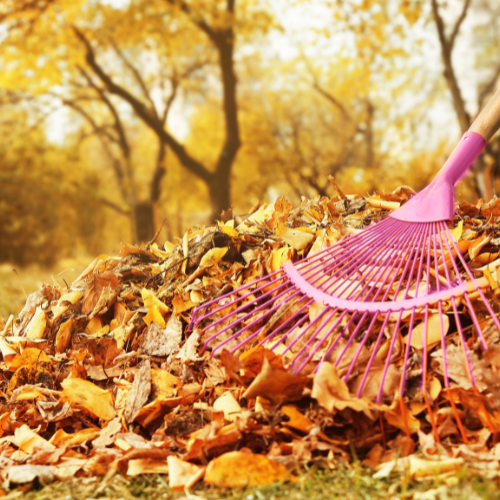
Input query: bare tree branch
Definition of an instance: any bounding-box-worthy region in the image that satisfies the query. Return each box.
[73,26,213,184]
[431,0,471,131]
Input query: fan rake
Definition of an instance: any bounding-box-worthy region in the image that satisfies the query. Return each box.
[190,88,500,441]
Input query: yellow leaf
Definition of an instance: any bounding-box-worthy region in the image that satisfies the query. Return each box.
[367,198,400,210]
[312,362,374,413]
[0,339,17,363]
[85,317,103,335]
[55,318,74,354]
[151,369,181,400]
[143,305,166,328]
[404,314,449,349]
[469,235,491,260]
[24,307,47,340]
[14,424,56,453]
[61,377,116,421]
[220,224,239,238]
[199,247,228,267]
[270,246,290,272]
[213,391,242,422]
[280,228,314,251]
[9,348,50,370]
[168,456,205,490]
[449,220,463,241]
[127,459,170,476]
[150,242,171,259]
[110,324,134,349]
[204,451,290,487]
[281,405,314,433]
[141,288,169,314]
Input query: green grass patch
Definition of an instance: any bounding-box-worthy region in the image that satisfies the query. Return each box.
[13,466,500,500]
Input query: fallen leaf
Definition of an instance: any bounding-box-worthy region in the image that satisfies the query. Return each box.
[280,228,315,251]
[5,464,55,485]
[92,417,123,448]
[311,362,374,413]
[213,391,242,422]
[24,307,47,340]
[404,314,450,350]
[125,359,151,423]
[243,356,310,406]
[168,456,205,490]
[14,424,56,453]
[60,377,116,421]
[200,247,228,268]
[204,451,290,487]
[127,458,170,476]
[140,316,182,356]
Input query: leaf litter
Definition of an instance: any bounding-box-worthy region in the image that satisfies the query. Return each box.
[2,190,500,492]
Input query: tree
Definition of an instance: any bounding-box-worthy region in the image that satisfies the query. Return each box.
[0,0,272,227]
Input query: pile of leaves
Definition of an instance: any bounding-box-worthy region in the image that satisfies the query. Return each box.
[2,186,500,493]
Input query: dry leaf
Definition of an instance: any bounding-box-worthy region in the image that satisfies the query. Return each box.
[404,314,450,350]
[311,362,374,414]
[204,451,290,487]
[200,247,228,267]
[243,356,309,406]
[60,377,116,421]
[125,359,151,423]
[140,316,182,356]
[213,391,242,422]
[168,456,205,490]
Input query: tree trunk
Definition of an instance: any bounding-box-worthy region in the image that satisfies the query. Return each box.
[207,172,231,222]
[135,202,157,243]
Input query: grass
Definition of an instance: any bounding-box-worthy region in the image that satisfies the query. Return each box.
[9,466,500,500]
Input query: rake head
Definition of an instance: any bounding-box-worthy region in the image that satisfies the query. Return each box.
[191,216,500,404]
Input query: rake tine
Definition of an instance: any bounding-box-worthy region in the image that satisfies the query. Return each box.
[443,223,500,345]
[288,309,347,372]
[356,313,391,398]
[400,307,417,397]
[202,285,300,343]
[298,218,400,279]
[377,224,428,402]
[377,310,404,404]
[318,311,367,372]
[197,274,289,329]
[436,223,477,387]
[305,219,407,293]
[344,313,379,381]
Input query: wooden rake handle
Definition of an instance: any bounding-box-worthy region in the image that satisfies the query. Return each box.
[469,85,500,142]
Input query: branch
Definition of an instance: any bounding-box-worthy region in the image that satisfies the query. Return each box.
[163,0,218,44]
[99,198,131,215]
[449,0,472,50]
[313,82,355,125]
[77,67,131,158]
[109,38,158,118]
[73,26,213,183]
[431,0,471,131]
[161,0,241,179]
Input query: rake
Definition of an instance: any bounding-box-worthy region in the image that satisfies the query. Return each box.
[190,88,500,434]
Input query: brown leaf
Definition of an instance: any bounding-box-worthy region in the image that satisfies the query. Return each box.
[311,362,374,414]
[82,272,119,315]
[125,359,151,423]
[243,356,310,406]
[140,316,182,356]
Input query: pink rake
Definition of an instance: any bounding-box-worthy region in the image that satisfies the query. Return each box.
[190,88,500,414]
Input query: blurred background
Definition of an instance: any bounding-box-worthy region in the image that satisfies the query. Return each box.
[1,0,500,315]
